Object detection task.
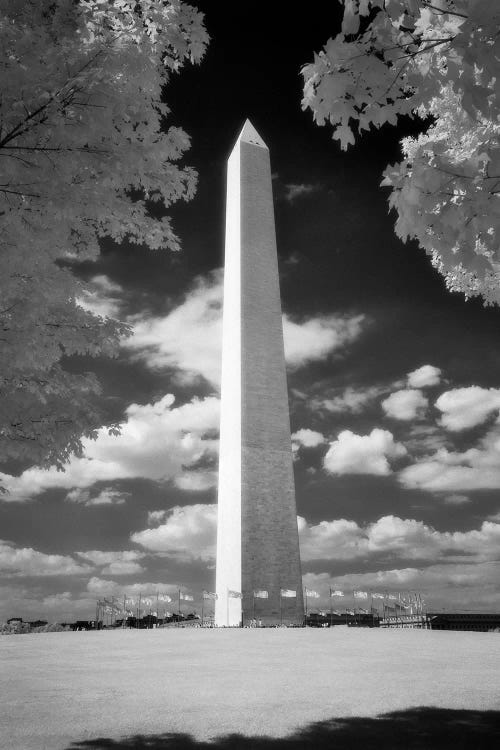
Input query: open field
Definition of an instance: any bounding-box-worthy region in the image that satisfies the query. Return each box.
[1,626,500,750]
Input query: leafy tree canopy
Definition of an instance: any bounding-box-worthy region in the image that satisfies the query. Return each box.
[302,1,500,305]
[0,0,208,475]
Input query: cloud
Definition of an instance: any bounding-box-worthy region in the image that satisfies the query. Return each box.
[131,504,217,562]
[0,583,96,622]
[132,504,500,569]
[291,429,325,448]
[298,517,368,561]
[77,275,124,319]
[86,577,180,599]
[284,183,319,202]
[125,273,223,386]
[283,314,365,369]
[76,550,145,576]
[0,541,91,577]
[404,424,449,455]
[324,428,407,476]
[435,386,500,431]
[41,591,73,608]
[175,470,218,492]
[298,515,500,563]
[65,487,128,506]
[407,365,441,389]
[101,561,144,575]
[314,386,384,415]
[399,422,500,491]
[147,510,167,526]
[444,494,470,505]
[125,273,365,386]
[382,389,428,420]
[0,395,220,502]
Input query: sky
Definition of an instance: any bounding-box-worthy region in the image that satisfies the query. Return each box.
[1,3,500,622]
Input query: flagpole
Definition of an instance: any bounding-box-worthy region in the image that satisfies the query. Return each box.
[178,588,181,618]
[329,587,332,626]
[252,592,255,625]
[304,588,308,625]
[280,590,282,626]
[138,593,141,629]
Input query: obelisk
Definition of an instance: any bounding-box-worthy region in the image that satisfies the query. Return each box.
[215,120,304,627]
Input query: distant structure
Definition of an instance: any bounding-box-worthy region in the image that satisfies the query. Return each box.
[215,120,304,627]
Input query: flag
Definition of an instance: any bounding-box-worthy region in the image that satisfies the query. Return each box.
[280,589,296,598]
[180,593,194,601]
[354,591,368,599]
[159,594,172,603]
[330,589,344,597]
[228,590,242,598]
[304,589,320,598]
[253,590,268,599]
[372,593,385,599]
[203,591,217,600]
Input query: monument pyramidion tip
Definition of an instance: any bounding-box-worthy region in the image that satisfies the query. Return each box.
[235,118,268,149]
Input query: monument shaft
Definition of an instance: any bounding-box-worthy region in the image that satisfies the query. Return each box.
[215,121,304,626]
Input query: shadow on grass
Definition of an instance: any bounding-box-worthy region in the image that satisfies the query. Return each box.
[67,707,500,750]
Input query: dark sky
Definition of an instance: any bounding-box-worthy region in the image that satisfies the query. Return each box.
[1,2,500,621]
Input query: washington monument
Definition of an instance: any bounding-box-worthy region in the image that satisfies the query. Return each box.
[215,121,304,627]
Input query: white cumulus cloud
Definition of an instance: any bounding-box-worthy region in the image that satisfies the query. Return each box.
[436,386,500,431]
[407,365,441,388]
[298,515,500,563]
[0,395,220,502]
[76,550,145,576]
[314,385,384,415]
[399,422,500,491]
[124,273,365,386]
[382,389,428,420]
[0,541,91,577]
[131,504,217,562]
[284,183,319,202]
[291,428,325,448]
[283,314,365,369]
[66,487,128,506]
[86,577,180,598]
[324,428,407,476]
[77,275,124,319]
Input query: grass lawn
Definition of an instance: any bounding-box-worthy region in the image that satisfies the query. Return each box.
[1,626,499,750]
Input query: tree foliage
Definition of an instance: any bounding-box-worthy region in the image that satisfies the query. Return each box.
[0,0,208,471]
[302,1,500,305]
